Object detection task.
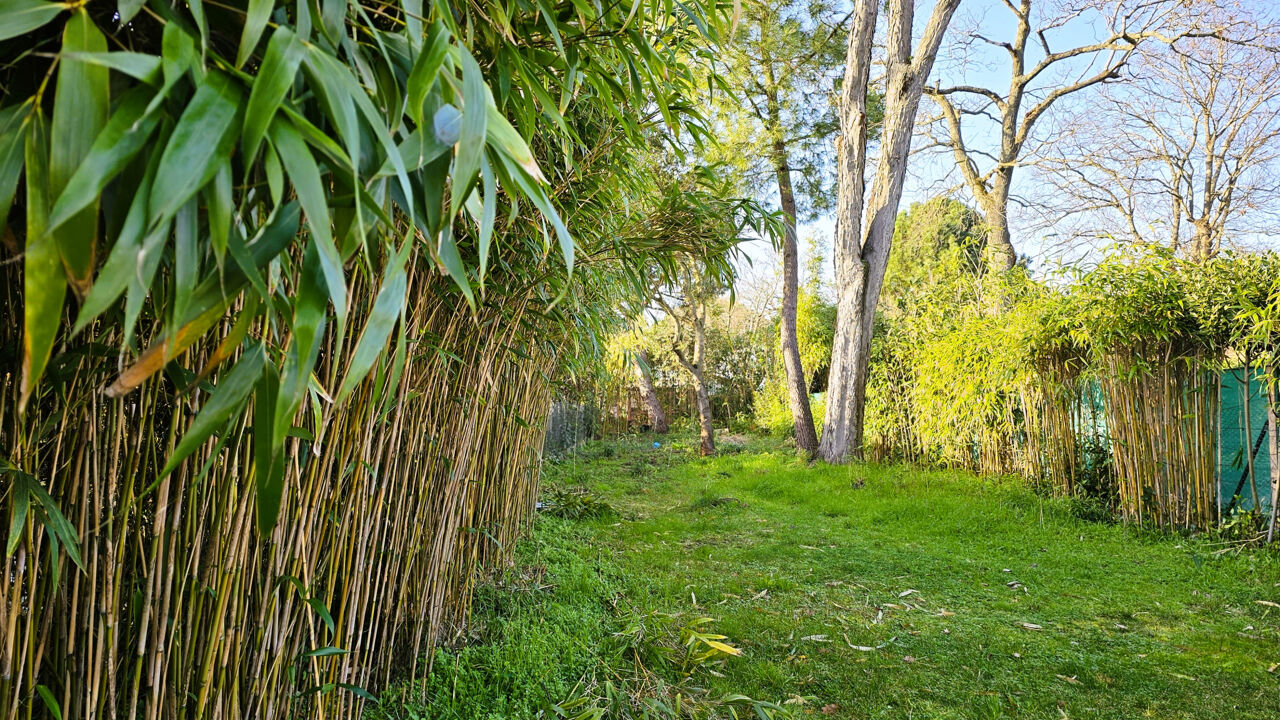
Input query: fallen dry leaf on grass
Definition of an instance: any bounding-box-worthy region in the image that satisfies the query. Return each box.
[1056,674,1081,685]
[822,704,841,715]
[1019,622,1044,631]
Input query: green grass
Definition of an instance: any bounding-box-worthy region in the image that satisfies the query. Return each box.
[381,432,1280,719]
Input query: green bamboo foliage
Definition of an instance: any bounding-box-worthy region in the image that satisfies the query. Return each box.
[865,246,1279,530]
[1062,250,1277,529]
[1,264,560,718]
[0,1,757,718]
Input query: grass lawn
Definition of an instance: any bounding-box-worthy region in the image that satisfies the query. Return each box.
[382,432,1280,719]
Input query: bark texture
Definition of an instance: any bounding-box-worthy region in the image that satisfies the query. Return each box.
[633,350,669,433]
[773,130,819,453]
[673,315,715,456]
[820,0,961,463]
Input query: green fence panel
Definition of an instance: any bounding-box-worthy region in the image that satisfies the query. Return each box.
[1218,368,1275,515]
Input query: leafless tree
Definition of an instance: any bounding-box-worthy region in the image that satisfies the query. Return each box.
[1042,30,1280,260]
[820,0,962,463]
[922,0,1218,270]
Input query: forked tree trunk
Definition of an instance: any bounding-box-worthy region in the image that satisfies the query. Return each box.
[820,0,961,463]
[673,309,715,456]
[633,350,669,433]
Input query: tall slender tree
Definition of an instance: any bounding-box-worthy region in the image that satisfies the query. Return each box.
[820,0,963,463]
[710,0,846,453]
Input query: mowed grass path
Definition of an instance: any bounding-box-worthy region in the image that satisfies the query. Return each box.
[402,433,1280,719]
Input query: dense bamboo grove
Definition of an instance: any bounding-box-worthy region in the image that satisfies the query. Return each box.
[1095,354,1219,528]
[0,0,772,717]
[1016,358,1094,497]
[864,249,1280,530]
[1,257,562,718]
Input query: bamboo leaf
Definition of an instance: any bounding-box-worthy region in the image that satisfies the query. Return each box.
[23,473,83,570]
[160,20,197,87]
[304,646,348,658]
[48,85,161,232]
[50,8,109,300]
[275,240,328,443]
[407,23,450,128]
[243,27,304,165]
[149,70,244,228]
[121,218,168,350]
[160,343,266,479]
[485,103,545,182]
[188,0,209,56]
[402,0,422,43]
[102,203,300,397]
[62,51,161,85]
[170,198,199,338]
[206,159,233,265]
[335,244,410,403]
[0,0,65,42]
[117,0,145,25]
[236,0,275,68]
[496,152,574,274]
[477,155,496,286]
[377,313,408,416]
[21,110,64,413]
[254,360,286,534]
[0,102,29,236]
[5,477,29,557]
[72,143,162,336]
[35,685,62,720]
[196,294,261,384]
[307,596,336,636]
[450,48,488,217]
[302,47,362,186]
[376,126,449,178]
[337,683,378,702]
[269,117,346,323]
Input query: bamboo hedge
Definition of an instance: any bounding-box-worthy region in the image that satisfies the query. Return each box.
[866,247,1280,531]
[0,1,770,718]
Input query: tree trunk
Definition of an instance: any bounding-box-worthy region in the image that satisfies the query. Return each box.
[818,0,878,463]
[673,303,715,455]
[773,135,819,453]
[690,369,715,456]
[633,350,669,433]
[820,0,961,463]
[1190,218,1216,262]
[982,177,1017,271]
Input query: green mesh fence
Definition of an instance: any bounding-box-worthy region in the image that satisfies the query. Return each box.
[543,401,599,456]
[1064,371,1275,519]
[1218,368,1275,515]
